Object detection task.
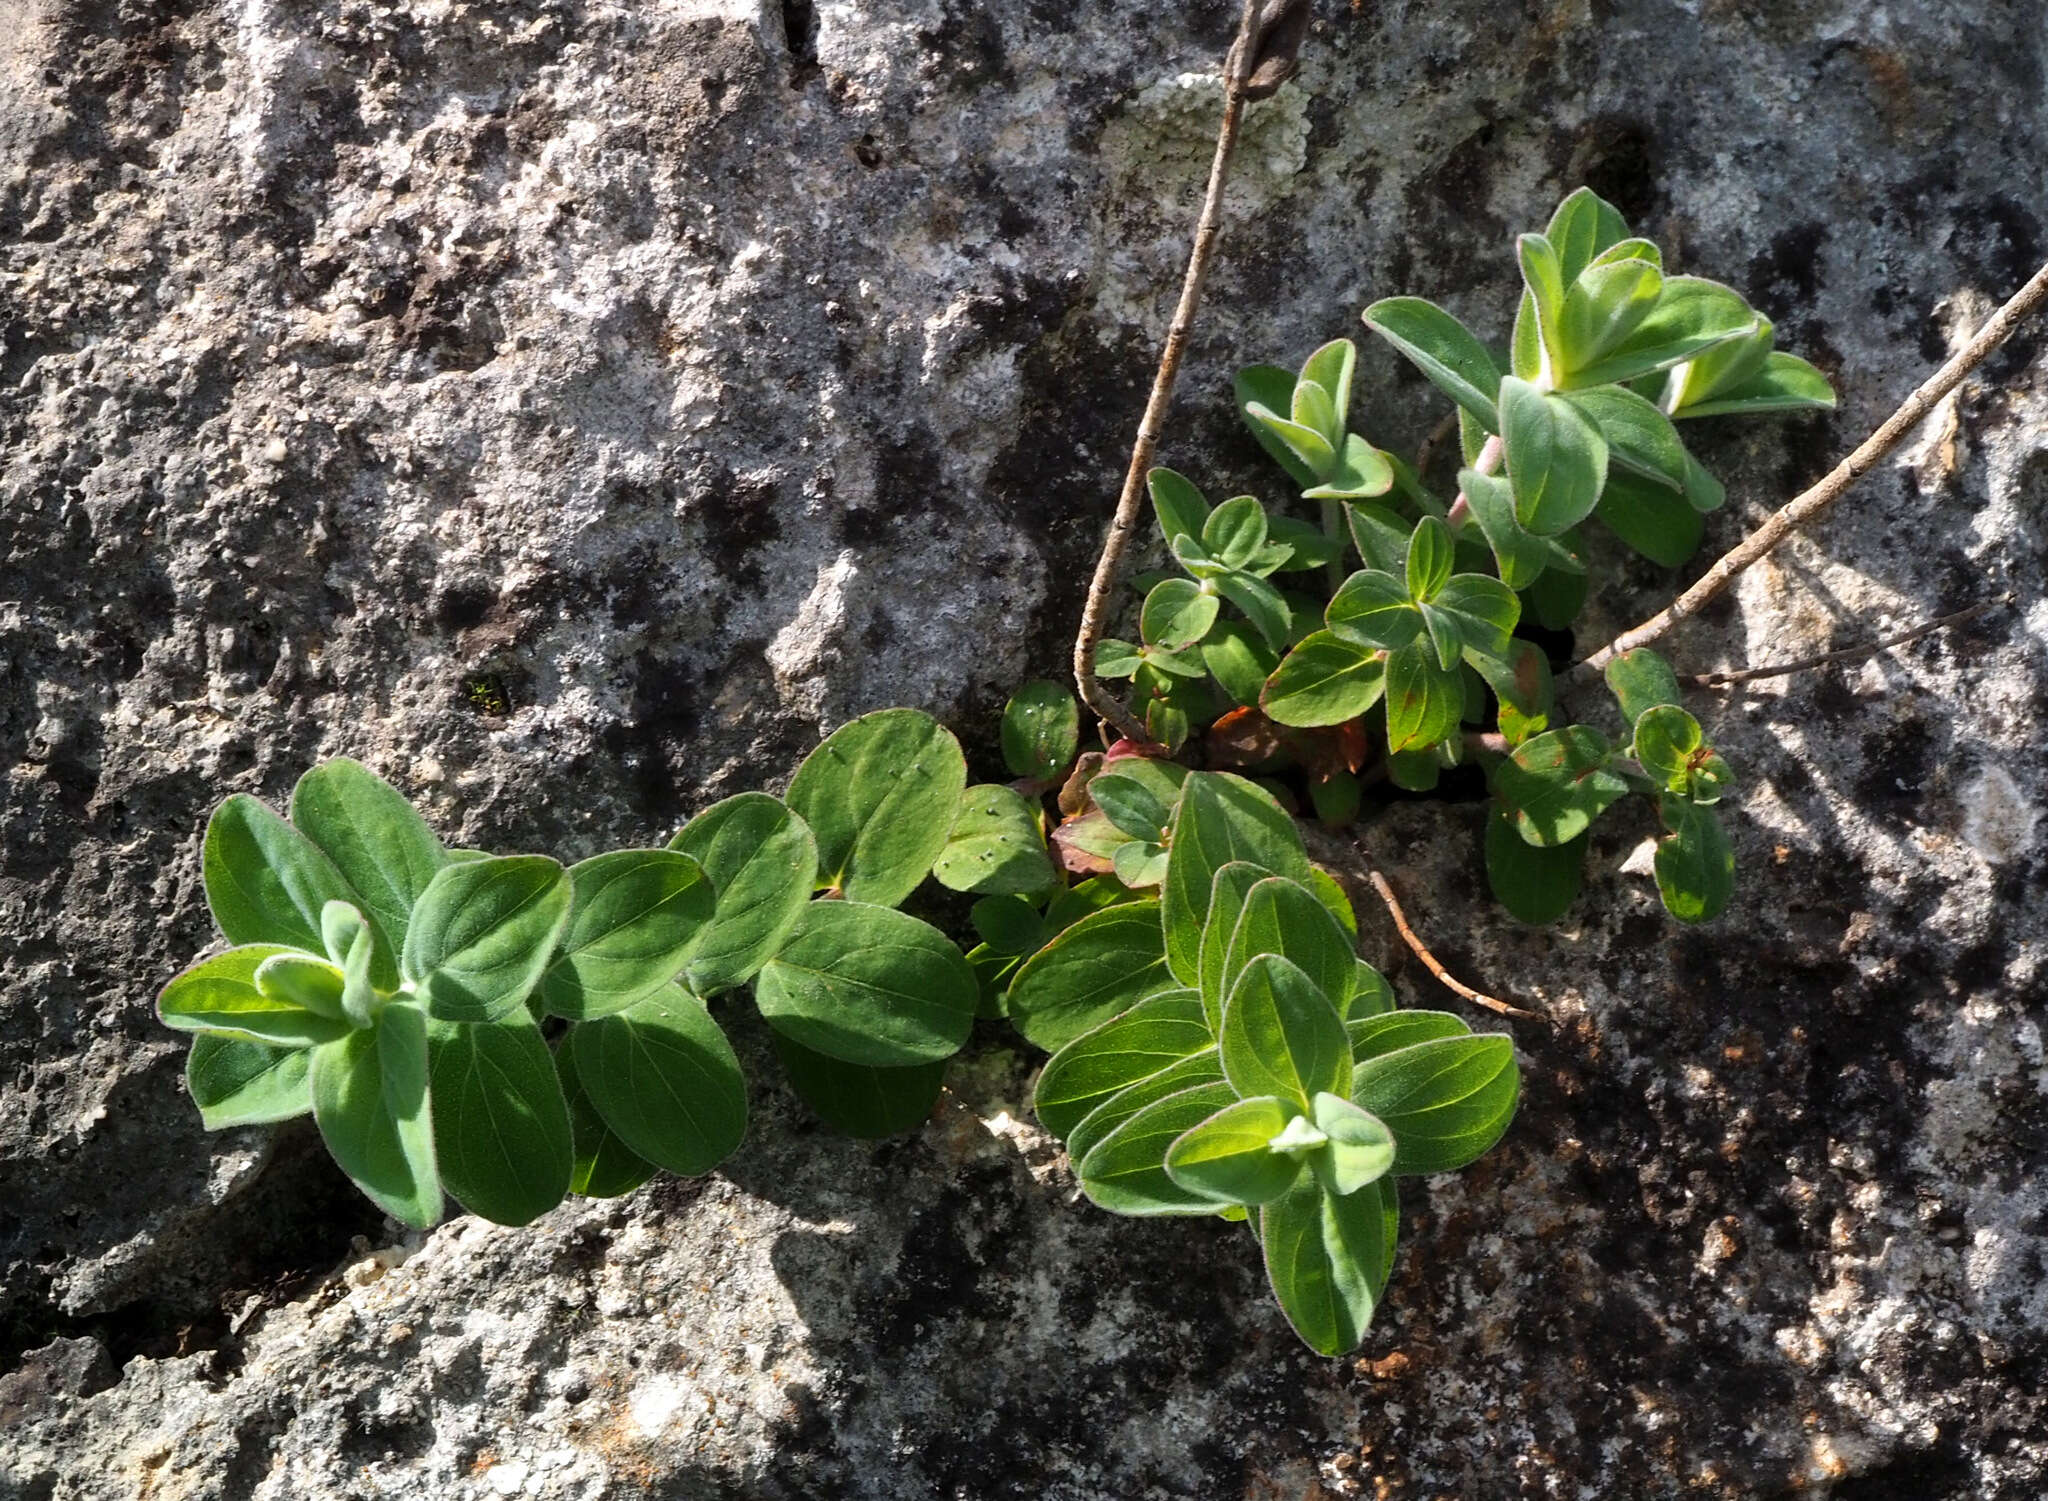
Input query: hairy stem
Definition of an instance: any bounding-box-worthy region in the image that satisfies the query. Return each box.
[1570,258,2048,683]
[1072,0,1266,745]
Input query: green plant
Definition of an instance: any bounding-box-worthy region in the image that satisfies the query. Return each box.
[950,684,1517,1355]
[1088,187,1832,925]
[158,710,985,1226]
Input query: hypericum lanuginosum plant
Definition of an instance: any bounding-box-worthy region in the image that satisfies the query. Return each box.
[158,709,995,1227]
[1090,187,1833,925]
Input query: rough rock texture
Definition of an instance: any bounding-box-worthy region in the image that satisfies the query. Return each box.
[4,0,2046,1496]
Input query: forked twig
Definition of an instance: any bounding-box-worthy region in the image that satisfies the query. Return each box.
[1686,595,2011,688]
[1364,869,1541,1022]
[1071,0,1274,745]
[1570,257,2048,684]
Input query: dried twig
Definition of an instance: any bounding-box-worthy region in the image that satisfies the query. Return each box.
[1569,257,2048,684]
[1071,0,1277,745]
[1685,595,2010,688]
[1364,869,1540,1022]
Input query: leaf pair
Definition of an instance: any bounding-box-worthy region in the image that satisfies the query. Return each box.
[1235,340,1395,501]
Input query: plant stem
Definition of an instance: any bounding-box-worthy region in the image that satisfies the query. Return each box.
[1569,257,2048,684]
[1363,868,1540,1022]
[1685,595,2010,688]
[1320,498,1344,594]
[1072,0,1266,746]
[1443,432,1502,529]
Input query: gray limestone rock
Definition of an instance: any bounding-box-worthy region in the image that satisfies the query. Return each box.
[3,0,2045,1496]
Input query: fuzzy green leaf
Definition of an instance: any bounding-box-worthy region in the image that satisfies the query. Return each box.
[1300,339,1357,435]
[556,1044,656,1200]
[1088,758,1189,843]
[1383,640,1464,755]
[1202,619,1282,707]
[1141,578,1221,652]
[159,944,354,1048]
[1000,680,1081,781]
[1148,467,1213,545]
[787,708,969,907]
[1500,376,1610,535]
[567,983,747,1178]
[1220,954,1351,1108]
[1347,1009,1470,1063]
[1259,1175,1388,1355]
[1261,631,1386,728]
[1351,1033,1519,1176]
[1360,297,1502,429]
[1203,496,1269,571]
[540,850,713,1020]
[1484,807,1587,925]
[1076,1081,1241,1216]
[1493,726,1630,846]
[288,759,446,985]
[1596,470,1705,567]
[1302,435,1395,502]
[203,794,363,966]
[1545,188,1632,283]
[1675,350,1837,418]
[1160,773,1311,990]
[1603,647,1683,727]
[1655,795,1736,922]
[1461,468,1581,590]
[405,856,572,1023]
[1326,569,1420,652]
[1164,1094,1305,1206]
[1219,876,1357,1022]
[1565,276,1759,389]
[754,901,977,1067]
[1309,1092,1397,1197]
[668,793,819,997]
[932,784,1057,897]
[185,1034,313,1129]
[425,1008,572,1226]
[1235,367,1321,488]
[1007,900,1172,1052]
[770,1030,948,1138]
[1033,988,1213,1142]
[1066,1048,1227,1165]
[310,1000,441,1227]
[1564,385,1689,491]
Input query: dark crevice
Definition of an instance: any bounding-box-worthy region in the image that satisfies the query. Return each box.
[780,0,821,89]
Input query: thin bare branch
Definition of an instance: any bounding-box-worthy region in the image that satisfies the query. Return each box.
[1686,595,2010,688]
[1072,0,1268,745]
[1364,869,1542,1022]
[1570,257,2048,684]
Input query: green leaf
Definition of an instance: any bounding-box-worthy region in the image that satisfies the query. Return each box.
[331,902,378,1027]
[1524,561,1590,631]
[1263,517,1342,575]
[425,1008,573,1226]
[1348,1008,1470,1063]
[1007,899,1172,1052]
[405,856,572,1023]
[754,901,977,1067]
[1500,376,1610,536]
[1095,639,1144,678]
[539,850,713,1021]
[787,708,969,907]
[1110,841,1168,888]
[1261,632,1386,728]
[1202,619,1281,707]
[159,944,354,1047]
[1076,1080,1241,1216]
[770,1030,947,1138]
[1346,960,1394,1022]
[1214,572,1291,651]
[1516,234,1568,379]
[556,1044,656,1200]
[1596,470,1705,567]
[288,759,446,985]
[185,1034,313,1129]
[1148,467,1212,545]
[1164,1095,1304,1205]
[1563,385,1688,491]
[1632,704,1704,790]
[1235,366,1321,488]
[1493,726,1630,846]
[932,784,1057,897]
[1345,502,1411,575]
[1361,297,1503,429]
[1033,988,1213,1141]
[1484,807,1586,924]
[1302,435,1395,502]
[1089,758,1189,843]
[1404,516,1454,602]
[1293,382,1339,455]
[1066,1047,1227,1164]
[1259,1176,1386,1355]
[1489,641,1554,745]
[1202,496,1270,571]
[252,950,347,1019]
[1565,276,1759,389]
[1246,402,1337,478]
[1141,578,1221,652]
[1220,876,1357,1020]
[1558,258,1663,374]
[203,794,363,964]
[1352,1034,1519,1175]
[1675,349,1837,417]
[1684,453,1727,514]
[1383,640,1464,755]
[1433,573,1519,664]
[1660,318,1772,412]
[1197,862,1271,1031]
[1654,795,1736,922]
[1308,1092,1396,1197]
[1603,647,1683,727]
[1326,570,1420,652]
[1461,468,1580,591]
[1544,188,1631,284]
[567,983,748,1177]
[1160,773,1311,989]
[971,895,1049,956]
[1299,339,1357,434]
[668,793,820,997]
[1220,954,1351,1108]
[1000,681,1081,781]
[310,1000,441,1228]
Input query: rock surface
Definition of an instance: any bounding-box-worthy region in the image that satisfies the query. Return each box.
[4,0,2047,1496]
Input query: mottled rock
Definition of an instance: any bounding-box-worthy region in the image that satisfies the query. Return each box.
[3,0,2046,1497]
